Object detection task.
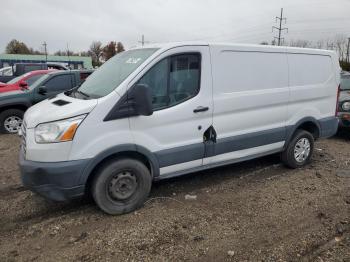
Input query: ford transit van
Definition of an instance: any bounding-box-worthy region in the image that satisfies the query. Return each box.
[19,43,340,214]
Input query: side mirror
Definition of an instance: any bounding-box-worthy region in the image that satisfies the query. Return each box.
[130,84,153,116]
[19,80,28,89]
[38,86,47,95]
[103,84,153,121]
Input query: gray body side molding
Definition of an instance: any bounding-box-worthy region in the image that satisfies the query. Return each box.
[284,116,338,149]
[78,116,337,184]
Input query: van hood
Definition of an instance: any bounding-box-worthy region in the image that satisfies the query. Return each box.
[24,93,98,128]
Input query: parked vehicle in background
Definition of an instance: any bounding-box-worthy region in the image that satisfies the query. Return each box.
[0,62,68,83]
[0,66,13,77]
[337,71,350,127]
[0,70,93,134]
[0,70,54,93]
[19,43,340,215]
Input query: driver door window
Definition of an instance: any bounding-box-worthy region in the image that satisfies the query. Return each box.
[137,53,201,110]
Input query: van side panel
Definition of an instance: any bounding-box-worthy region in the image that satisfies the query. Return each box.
[286,53,338,132]
[206,46,289,164]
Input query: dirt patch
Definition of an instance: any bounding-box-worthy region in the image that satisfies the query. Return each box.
[0,132,349,261]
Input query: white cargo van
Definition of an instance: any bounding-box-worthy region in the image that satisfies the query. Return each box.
[19,43,340,214]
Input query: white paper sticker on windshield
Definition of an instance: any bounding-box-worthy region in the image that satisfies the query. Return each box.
[126,58,142,64]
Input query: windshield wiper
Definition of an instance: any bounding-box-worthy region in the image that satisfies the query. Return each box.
[75,89,90,98]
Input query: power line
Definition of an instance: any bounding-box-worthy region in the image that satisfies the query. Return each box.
[272,8,288,46]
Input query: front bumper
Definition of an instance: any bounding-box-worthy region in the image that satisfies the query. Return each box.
[337,112,350,127]
[19,147,90,201]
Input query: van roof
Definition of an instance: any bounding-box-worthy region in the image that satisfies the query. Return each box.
[135,41,336,56]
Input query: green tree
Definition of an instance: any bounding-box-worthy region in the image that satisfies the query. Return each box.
[5,39,31,54]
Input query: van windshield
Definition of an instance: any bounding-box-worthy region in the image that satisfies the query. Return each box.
[341,75,350,90]
[77,48,158,98]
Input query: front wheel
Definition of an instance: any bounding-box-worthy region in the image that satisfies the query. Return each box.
[281,130,314,169]
[91,158,152,215]
[0,109,24,134]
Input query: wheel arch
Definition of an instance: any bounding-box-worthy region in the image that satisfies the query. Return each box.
[80,144,159,193]
[285,117,321,149]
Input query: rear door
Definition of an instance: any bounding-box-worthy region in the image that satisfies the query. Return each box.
[129,46,213,176]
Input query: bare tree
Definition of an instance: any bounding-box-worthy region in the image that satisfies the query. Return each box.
[89,41,103,67]
[288,39,312,48]
[334,34,347,61]
[315,40,324,49]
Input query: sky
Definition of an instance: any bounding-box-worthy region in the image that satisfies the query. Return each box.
[1,0,350,53]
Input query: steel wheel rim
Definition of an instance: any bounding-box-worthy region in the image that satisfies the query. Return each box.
[294,138,311,163]
[107,171,138,201]
[4,116,22,133]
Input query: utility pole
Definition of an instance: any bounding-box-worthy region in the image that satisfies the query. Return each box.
[272,8,288,46]
[42,41,48,62]
[346,37,350,63]
[138,35,149,47]
[66,43,71,69]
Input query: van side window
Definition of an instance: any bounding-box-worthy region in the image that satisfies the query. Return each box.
[137,53,201,110]
[45,75,73,91]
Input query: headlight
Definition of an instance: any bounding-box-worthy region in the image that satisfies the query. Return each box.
[342,102,350,111]
[35,114,86,143]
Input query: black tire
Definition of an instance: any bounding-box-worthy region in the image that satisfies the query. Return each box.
[281,129,314,169]
[91,158,152,215]
[0,109,24,134]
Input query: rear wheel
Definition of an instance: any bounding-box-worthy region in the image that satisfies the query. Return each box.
[91,158,152,215]
[281,130,314,168]
[0,109,24,134]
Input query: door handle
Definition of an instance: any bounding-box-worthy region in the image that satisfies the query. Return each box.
[193,106,209,113]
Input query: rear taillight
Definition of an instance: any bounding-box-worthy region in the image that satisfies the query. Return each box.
[335,84,340,116]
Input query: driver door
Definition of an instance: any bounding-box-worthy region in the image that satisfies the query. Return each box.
[129,46,213,176]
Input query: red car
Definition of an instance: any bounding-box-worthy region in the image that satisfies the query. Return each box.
[0,70,55,93]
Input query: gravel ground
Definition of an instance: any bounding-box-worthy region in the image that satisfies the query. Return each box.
[0,131,349,262]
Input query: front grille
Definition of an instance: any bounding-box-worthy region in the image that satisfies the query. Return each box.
[21,121,27,157]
